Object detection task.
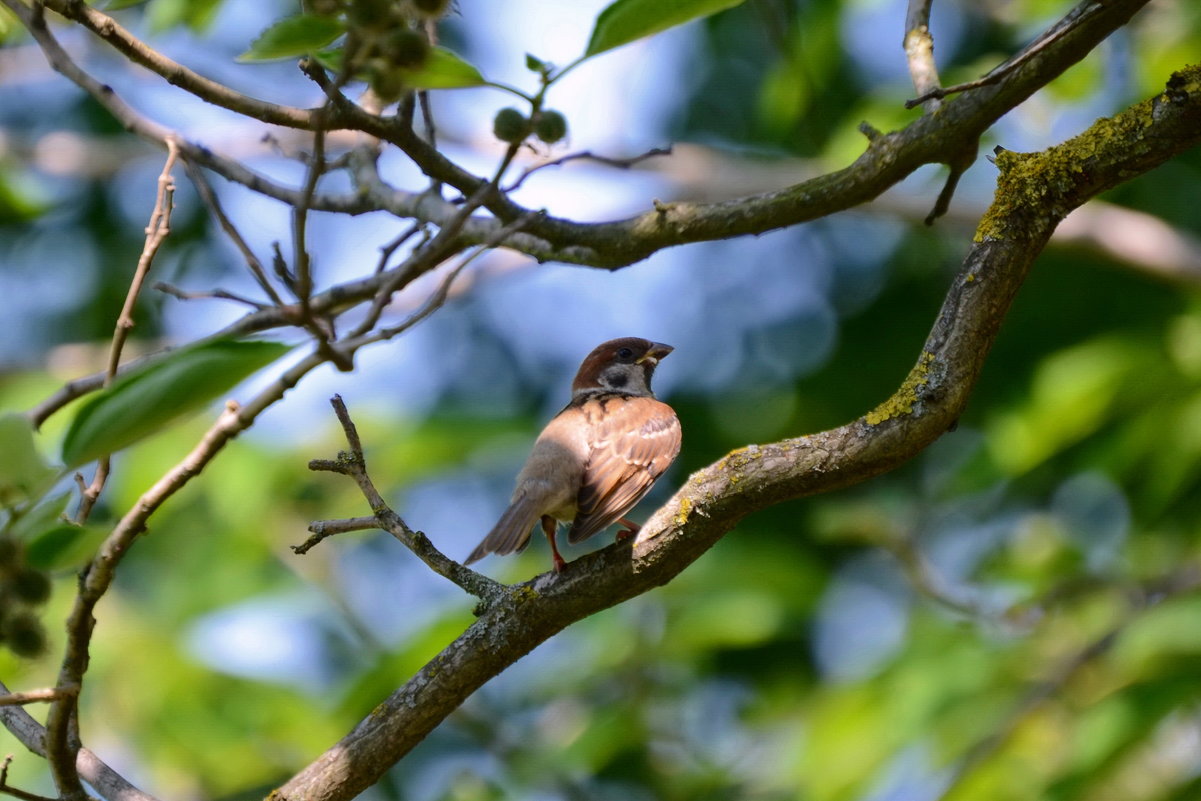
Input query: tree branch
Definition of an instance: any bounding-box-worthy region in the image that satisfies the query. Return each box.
[903,0,941,113]
[0,682,159,801]
[40,347,332,800]
[359,0,1153,265]
[73,139,179,525]
[12,0,1154,269]
[303,396,506,604]
[273,63,1201,801]
[904,0,1106,108]
[0,686,77,707]
[39,0,319,129]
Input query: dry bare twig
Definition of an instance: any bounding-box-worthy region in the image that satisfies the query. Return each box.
[903,0,942,112]
[0,757,57,801]
[0,686,77,707]
[0,681,160,801]
[502,146,673,193]
[181,159,285,306]
[303,395,506,604]
[153,282,271,310]
[905,0,1105,108]
[72,140,178,525]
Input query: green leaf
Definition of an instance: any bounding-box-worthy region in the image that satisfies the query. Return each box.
[0,6,15,40]
[61,339,292,468]
[313,47,344,74]
[0,414,57,506]
[103,0,151,11]
[585,0,748,58]
[525,53,545,72]
[401,46,486,89]
[26,523,109,571]
[10,491,71,540]
[239,14,346,62]
[146,0,223,33]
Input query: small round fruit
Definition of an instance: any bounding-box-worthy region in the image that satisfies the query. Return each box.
[348,0,395,29]
[370,66,408,103]
[411,0,450,16]
[0,537,18,569]
[3,613,45,658]
[305,0,341,16]
[383,28,430,70]
[534,110,568,144]
[11,568,51,605]
[492,107,530,143]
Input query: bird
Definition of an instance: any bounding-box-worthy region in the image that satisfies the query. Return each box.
[465,337,682,573]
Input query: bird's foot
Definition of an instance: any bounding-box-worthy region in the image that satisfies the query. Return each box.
[615,517,641,542]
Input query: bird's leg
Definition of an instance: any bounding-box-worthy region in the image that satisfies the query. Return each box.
[542,515,567,573]
[615,516,640,542]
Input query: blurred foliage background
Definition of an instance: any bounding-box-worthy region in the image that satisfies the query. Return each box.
[2,0,1201,799]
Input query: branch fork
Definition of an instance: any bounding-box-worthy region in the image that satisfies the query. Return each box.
[299,395,506,606]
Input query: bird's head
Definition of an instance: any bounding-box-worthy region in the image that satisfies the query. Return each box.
[571,337,674,398]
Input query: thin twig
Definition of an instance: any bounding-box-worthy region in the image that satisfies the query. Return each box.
[181,158,284,306]
[901,0,977,224]
[26,235,461,428]
[924,149,974,225]
[0,758,57,801]
[502,146,672,193]
[346,142,522,340]
[302,396,506,604]
[418,90,437,150]
[0,679,161,801]
[886,534,987,619]
[292,126,327,308]
[344,211,542,352]
[37,0,319,129]
[903,0,942,113]
[287,121,354,369]
[0,686,78,707]
[292,516,381,554]
[153,281,270,310]
[905,0,1104,108]
[45,349,325,801]
[271,242,296,293]
[73,139,178,525]
[374,222,424,275]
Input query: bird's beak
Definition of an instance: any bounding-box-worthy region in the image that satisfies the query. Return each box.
[637,342,674,365]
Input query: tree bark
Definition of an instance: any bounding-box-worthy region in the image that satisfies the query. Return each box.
[274,64,1201,801]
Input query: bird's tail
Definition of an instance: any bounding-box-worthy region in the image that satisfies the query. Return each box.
[465,494,541,565]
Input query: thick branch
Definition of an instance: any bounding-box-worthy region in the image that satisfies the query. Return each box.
[274,64,1201,801]
[20,0,1153,269]
[367,0,1153,266]
[41,0,319,129]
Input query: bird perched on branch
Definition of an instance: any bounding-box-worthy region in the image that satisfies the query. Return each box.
[465,337,681,573]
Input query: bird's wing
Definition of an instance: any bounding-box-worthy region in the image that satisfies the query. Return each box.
[568,395,681,544]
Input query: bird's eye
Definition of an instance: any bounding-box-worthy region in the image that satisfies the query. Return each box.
[617,347,634,359]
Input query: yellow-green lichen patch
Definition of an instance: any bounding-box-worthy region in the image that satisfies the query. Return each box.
[865,351,936,425]
[509,585,539,604]
[673,496,693,528]
[720,444,764,484]
[974,87,1167,243]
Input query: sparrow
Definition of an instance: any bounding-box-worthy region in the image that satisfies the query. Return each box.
[465,337,682,573]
